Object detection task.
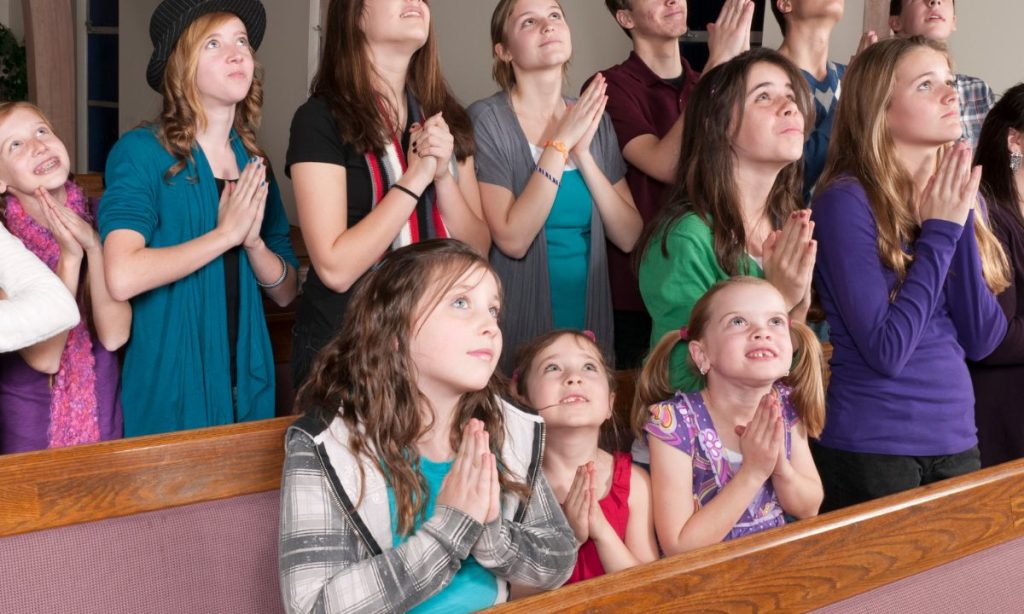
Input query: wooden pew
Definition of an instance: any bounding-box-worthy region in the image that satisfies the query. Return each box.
[3,406,1020,613]
[0,418,291,614]
[0,417,291,536]
[489,458,1024,613]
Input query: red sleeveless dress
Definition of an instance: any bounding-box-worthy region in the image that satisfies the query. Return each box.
[565,451,633,584]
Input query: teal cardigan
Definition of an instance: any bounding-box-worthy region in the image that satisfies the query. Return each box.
[99,126,297,437]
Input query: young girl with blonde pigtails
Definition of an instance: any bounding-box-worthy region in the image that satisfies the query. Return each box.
[635,277,825,555]
[510,329,658,588]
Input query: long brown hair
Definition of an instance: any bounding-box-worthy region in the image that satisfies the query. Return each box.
[157,12,267,179]
[295,239,529,536]
[976,83,1024,230]
[635,48,812,277]
[819,36,1009,295]
[632,277,825,438]
[312,0,473,160]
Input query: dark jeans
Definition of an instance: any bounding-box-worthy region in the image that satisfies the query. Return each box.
[812,442,981,513]
[613,309,652,370]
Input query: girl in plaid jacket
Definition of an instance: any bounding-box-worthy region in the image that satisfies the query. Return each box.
[278,240,576,613]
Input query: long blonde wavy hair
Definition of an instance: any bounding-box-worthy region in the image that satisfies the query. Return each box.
[157,11,267,179]
[818,36,1009,295]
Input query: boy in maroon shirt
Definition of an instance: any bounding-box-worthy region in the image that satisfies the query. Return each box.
[589,0,754,367]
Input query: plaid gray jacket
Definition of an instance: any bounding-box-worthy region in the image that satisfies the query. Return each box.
[278,400,576,613]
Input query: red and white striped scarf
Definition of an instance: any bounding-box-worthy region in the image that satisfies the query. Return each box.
[365,94,448,250]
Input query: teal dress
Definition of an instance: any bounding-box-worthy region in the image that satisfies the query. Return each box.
[386,457,498,612]
[98,127,297,436]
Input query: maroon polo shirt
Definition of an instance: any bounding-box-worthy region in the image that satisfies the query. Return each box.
[586,51,699,312]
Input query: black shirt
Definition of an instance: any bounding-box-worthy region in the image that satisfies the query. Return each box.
[215,177,240,388]
[285,95,429,373]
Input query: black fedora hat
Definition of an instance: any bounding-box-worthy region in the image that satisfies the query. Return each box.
[146,0,266,92]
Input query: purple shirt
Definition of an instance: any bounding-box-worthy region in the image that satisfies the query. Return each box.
[588,51,699,312]
[645,386,796,541]
[812,178,1007,456]
[0,342,123,453]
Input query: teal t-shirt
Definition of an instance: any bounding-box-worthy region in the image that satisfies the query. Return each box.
[534,147,592,330]
[638,212,763,392]
[386,457,497,613]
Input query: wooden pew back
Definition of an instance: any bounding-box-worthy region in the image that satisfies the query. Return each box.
[0,417,291,537]
[0,418,292,614]
[489,458,1024,612]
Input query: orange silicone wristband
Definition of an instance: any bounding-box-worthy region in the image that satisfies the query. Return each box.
[544,140,569,163]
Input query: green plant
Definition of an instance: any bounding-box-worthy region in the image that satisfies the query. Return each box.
[0,23,27,102]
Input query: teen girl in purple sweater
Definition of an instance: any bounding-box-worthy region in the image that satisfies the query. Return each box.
[811,37,1009,511]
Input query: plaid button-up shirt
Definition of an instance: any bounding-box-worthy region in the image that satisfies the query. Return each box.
[956,73,995,149]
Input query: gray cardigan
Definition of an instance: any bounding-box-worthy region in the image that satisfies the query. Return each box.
[468,91,627,370]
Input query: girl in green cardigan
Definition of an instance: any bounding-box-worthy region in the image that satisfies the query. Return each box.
[99,1,297,436]
[636,48,816,410]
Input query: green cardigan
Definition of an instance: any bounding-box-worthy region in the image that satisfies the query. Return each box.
[99,127,297,437]
[638,212,763,392]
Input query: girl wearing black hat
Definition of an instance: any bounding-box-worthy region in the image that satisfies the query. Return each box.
[98,0,298,437]
[285,0,490,386]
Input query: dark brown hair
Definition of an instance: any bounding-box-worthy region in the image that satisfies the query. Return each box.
[312,0,473,160]
[510,328,625,451]
[632,277,825,438]
[770,0,788,35]
[295,239,528,536]
[157,12,267,180]
[510,329,616,402]
[636,47,812,278]
[603,0,632,38]
[976,83,1024,229]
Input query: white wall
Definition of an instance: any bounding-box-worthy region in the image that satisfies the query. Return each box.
[763,0,1023,98]
[0,0,24,39]
[762,0,867,62]
[432,0,633,106]
[948,3,1024,97]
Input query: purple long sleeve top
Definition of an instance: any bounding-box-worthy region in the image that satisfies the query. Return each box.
[812,178,1007,456]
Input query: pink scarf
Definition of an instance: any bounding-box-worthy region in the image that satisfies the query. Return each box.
[4,181,100,448]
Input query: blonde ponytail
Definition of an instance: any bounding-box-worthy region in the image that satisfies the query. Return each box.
[782,320,825,437]
[631,330,688,439]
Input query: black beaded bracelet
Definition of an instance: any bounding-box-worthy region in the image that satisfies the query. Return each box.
[535,165,560,187]
[392,184,420,201]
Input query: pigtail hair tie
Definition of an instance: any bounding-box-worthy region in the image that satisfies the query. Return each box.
[582,329,597,343]
[679,326,689,341]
